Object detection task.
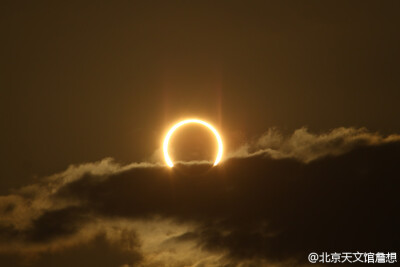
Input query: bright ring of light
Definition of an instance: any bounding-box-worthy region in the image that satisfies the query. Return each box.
[163,119,223,167]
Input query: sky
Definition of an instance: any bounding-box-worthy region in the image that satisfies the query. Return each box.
[0,1,399,266]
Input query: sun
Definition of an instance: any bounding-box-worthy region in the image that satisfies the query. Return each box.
[163,119,223,167]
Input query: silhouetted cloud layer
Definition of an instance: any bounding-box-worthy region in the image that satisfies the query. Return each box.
[0,128,399,266]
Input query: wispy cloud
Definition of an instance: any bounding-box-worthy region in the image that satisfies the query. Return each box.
[228,127,400,162]
[0,127,399,266]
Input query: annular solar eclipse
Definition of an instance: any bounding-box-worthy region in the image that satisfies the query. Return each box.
[163,119,223,167]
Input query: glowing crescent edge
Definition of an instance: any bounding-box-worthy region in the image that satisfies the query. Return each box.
[163,119,223,167]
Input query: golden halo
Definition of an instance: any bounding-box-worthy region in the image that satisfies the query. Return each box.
[163,119,223,167]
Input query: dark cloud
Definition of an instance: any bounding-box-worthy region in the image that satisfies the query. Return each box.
[0,232,142,267]
[0,128,399,266]
[58,143,400,263]
[27,206,89,243]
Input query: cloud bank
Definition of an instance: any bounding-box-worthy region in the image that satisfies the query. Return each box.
[0,127,399,267]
